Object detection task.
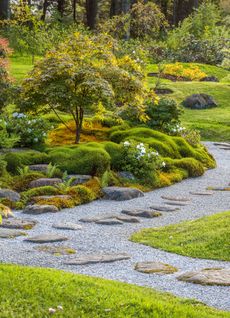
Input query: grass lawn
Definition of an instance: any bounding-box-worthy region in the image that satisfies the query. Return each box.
[0,264,230,318]
[131,211,230,261]
[9,55,35,83]
[147,63,230,141]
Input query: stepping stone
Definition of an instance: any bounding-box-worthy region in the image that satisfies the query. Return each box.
[95,218,123,225]
[34,245,76,255]
[29,178,62,188]
[0,189,20,202]
[163,201,188,207]
[219,147,230,150]
[23,204,59,215]
[64,253,131,265]
[0,229,26,238]
[214,142,230,147]
[121,209,161,218]
[52,222,82,230]
[207,187,230,191]
[177,268,230,286]
[103,187,144,201]
[67,174,91,185]
[25,234,68,244]
[190,191,214,196]
[135,261,178,274]
[116,215,140,223]
[79,214,117,223]
[150,205,179,212]
[29,164,49,172]
[0,218,37,230]
[161,195,190,202]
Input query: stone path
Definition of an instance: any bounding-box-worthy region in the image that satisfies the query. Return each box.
[0,142,229,311]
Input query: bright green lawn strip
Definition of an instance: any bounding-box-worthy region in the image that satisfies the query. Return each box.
[0,264,229,318]
[9,55,36,83]
[131,211,230,261]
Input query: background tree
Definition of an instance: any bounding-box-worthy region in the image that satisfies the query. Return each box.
[0,0,10,20]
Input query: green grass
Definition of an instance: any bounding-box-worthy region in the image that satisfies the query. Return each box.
[9,55,35,83]
[131,211,230,261]
[0,264,229,318]
[147,63,230,141]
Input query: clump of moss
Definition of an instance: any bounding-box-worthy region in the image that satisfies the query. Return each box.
[12,172,45,192]
[34,196,77,209]
[21,186,60,202]
[68,185,95,203]
[84,177,102,199]
[165,157,205,177]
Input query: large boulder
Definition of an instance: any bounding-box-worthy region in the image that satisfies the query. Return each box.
[103,187,144,201]
[183,94,217,109]
[0,189,20,202]
[23,204,59,215]
[29,178,62,188]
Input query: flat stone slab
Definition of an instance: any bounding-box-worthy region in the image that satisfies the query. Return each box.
[219,147,230,150]
[95,218,123,225]
[25,234,68,243]
[79,214,117,223]
[150,205,179,212]
[0,189,20,202]
[214,142,230,147]
[161,195,190,202]
[23,205,59,215]
[190,191,214,196]
[34,245,76,255]
[0,229,26,238]
[163,201,189,207]
[103,187,144,201]
[177,268,230,286]
[116,215,140,223]
[135,261,178,274]
[0,218,37,230]
[29,178,62,188]
[207,187,230,191]
[65,253,131,265]
[29,164,49,172]
[121,209,161,218]
[52,222,82,230]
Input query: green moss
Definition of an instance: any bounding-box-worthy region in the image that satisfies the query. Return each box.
[12,172,45,192]
[131,211,230,261]
[34,196,77,209]
[165,157,205,177]
[21,186,60,201]
[68,185,95,203]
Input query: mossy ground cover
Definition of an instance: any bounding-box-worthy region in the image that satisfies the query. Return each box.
[131,211,230,261]
[147,63,230,141]
[0,264,229,318]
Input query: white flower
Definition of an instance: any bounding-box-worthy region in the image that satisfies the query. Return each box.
[34,138,38,143]
[48,308,56,314]
[57,305,63,311]
[123,141,130,147]
[162,161,166,167]
[12,112,18,118]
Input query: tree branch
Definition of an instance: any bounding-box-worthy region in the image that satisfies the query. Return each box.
[50,105,75,133]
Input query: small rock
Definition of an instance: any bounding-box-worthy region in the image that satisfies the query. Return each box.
[121,209,161,218]
[0,229,26,238]
[66,174,91,185]
[0,218,37,230]
[177,268,230,286]
[29,164,49,172]
[29,178,62,188]
[35,245,76,255]
[23,205,59,215]
[161,195,190,202]
[25,234,68,243]
[0,189,20,202]
[200,76,219,82]
[64,253,131,265]
[135,261,178,274]
[214,142,230,147]
[190,191,214,196]
[117,171,135,180]
[95,218,123,225]
[163,201,188,207]
[79,214,117,223]
[183,94,217,110]
[52,222,82,230]
[103,187,144,201]
[116,215,140,223]
[150,205,179,212]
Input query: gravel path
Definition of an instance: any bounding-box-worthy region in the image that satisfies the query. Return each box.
[0,142,229,311]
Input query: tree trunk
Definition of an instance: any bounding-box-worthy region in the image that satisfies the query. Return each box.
[73,0,77,22]
[0,0,9,20]
[85,0,98,29]
[75,106,84,144]
[110,0,121,17]
[193,0,199,9]
[57,0,65,18]
[41,0,49,21]
[121,0,130,14]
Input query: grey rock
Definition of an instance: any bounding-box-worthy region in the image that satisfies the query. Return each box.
[0,229,26,238]
[34,245,76,255]
[29,178,62,188]
[0,218,37,230]
[121,209,161,218]
[183,94,217,110]
[0,189,20,202]
[25,234,68,243]
[161,195,190,202]
[135,261,178,274]
[150,205,179,212]
[23,204,59,215]
[116,215,140,223]
[200,76,219,82]
[66,174,91,185]
[163,201,189,207]
[52,222,82,230]
[214,142,230,147]
[190,191,214,196]
[177,268,230,286]
[117,171,135,180]
[79,214,117,223]
[103,187,144,201]
[29,164,49,172]
[95,218,123,225]
[65,253,131,265]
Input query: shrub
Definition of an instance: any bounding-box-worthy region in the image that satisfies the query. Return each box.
[0,157,7,177]
[68,185,95,204]
[48,146,110,176]
[84,177,102,199]
[162,63,206,81]
[4,151,50,174]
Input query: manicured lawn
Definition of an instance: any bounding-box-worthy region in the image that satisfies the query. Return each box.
[147,63,230,141]
[131,211,230,261]
[0,264,229,318]
[9,55,35,83]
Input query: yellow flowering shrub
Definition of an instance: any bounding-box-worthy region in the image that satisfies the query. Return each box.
[163,63,207,81]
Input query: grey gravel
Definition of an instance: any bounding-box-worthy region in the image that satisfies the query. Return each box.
[0,142,229,311]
